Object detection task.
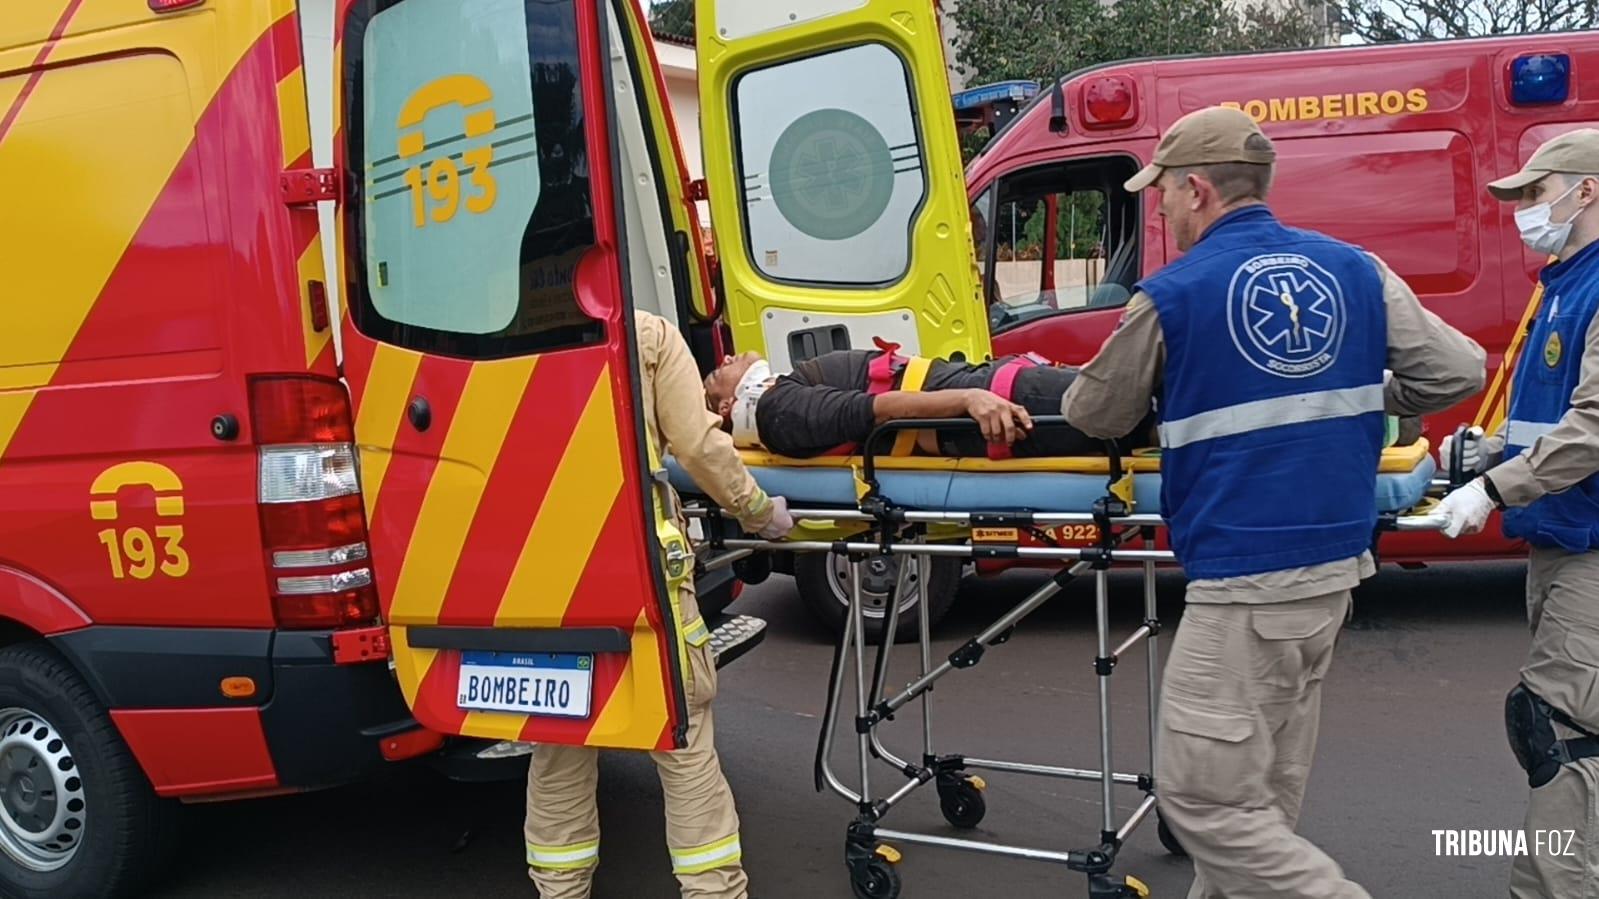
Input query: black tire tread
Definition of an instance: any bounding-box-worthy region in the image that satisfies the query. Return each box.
[0,641,180,899]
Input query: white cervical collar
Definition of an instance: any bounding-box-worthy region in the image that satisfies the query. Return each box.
[729,360,773,449]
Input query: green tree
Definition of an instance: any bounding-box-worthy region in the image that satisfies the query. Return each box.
[648,0,694,43]
[948,0,1328,88]
[1333,0,1595,42]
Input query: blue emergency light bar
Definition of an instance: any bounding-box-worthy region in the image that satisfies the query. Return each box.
[1511,54,1570,106]
[952,80,1040,111]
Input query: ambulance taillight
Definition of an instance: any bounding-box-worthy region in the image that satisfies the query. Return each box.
[250,376,380,630]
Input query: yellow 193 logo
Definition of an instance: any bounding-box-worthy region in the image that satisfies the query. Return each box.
[89,462,190,580]
[397,75,500,229]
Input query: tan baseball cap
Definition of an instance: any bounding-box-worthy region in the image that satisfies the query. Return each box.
[1124,106,1277,192]
[1488,129,1599,200]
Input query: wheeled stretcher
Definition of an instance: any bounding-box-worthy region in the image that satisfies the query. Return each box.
[668,417,1450,899]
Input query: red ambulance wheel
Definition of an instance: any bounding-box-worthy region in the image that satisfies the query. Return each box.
[0,643,180,899]
[796,554,961,643]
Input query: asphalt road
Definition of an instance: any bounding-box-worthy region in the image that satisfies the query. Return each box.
[153,560,1534,898]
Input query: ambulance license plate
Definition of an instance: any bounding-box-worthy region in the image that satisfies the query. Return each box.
[457,651,593,718]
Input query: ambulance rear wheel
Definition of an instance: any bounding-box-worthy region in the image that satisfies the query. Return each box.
[850,857,902,899]
[0,643,180,899]
[797,554,960,644]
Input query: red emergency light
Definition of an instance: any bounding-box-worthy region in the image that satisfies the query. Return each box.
[1080,75,1137,130]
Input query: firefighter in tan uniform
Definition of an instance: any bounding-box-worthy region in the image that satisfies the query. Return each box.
[1062,107,1485,898]
[1436,130,1599,899]
[524,311,794,899]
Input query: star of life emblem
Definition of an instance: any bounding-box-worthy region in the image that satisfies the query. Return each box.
[1227,253,1347,378]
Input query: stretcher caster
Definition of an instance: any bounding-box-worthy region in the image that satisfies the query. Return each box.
[1156,809,1187,857]
[848,845,902,899]
[937,773,987,829]
[1087,873,1151,898]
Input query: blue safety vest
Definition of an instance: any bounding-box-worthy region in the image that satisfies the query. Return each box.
[1501,240,1599,552]
[1140,206,1387,579]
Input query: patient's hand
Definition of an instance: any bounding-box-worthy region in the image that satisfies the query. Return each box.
[963,390,1033,445]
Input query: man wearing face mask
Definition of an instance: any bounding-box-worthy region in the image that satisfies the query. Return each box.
[1434,129,1599,899]
[1061,106,1486,898]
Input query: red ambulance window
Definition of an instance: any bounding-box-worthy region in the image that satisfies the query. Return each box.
[342,0,602,359]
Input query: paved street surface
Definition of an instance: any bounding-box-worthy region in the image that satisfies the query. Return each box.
[154,561,1531,898]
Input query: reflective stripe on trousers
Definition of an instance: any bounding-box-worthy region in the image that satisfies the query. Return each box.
[1158,384,1384,450]
[683,616,710,647]
[527,840,600,870]
[670,833,742,875]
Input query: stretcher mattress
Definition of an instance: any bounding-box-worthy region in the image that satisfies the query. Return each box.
[666,441,1436,515]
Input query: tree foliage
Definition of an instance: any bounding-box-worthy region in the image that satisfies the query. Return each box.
[648,0,695,42]
[1334,0,1596,42]
[947,0,1329,88]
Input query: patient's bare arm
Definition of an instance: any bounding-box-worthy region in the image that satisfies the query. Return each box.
[873,389,1034,445]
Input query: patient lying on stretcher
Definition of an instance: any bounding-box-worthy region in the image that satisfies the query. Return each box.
[701,345,1156,459]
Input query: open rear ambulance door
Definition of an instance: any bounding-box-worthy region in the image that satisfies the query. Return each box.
[334,0,692,750]
[695,0,991,369]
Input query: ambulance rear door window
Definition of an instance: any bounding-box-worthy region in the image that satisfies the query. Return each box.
[732,43,927,287]
[343,0,602,359]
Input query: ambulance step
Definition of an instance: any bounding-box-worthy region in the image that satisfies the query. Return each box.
[709,614,768,670]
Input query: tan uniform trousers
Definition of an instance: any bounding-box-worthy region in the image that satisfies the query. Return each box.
[525,593,747,899]
[1157,589,1371,899]
[1511,547,1599,899]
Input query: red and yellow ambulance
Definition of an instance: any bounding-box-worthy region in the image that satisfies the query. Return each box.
[0,0,768,895]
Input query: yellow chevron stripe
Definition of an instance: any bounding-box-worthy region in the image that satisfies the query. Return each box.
[495,369,624,627]
[587,609,669,748]
[388,626,435,708]
[277,67,311,166]
[386,357,538,626]
[460,707,532,742]
[297,236,332,368]
[353,344,422,521]
[0,3,289,425]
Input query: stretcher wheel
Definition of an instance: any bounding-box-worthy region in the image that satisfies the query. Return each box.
[1156,809,1187,857]
[849,855,902,899]
[938,776,987,829]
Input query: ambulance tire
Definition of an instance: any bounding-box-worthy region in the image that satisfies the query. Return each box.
[796,554,961,644]
[0,642,181,899]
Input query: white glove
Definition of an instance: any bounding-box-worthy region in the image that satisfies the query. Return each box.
[1439,427,1487,475]
[1438,478,1496,539]
[757,495,794,540]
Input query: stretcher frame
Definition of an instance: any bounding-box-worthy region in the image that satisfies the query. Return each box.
[687,416,1452,899]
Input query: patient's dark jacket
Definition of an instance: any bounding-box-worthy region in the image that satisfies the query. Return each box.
[754,350,1154,459]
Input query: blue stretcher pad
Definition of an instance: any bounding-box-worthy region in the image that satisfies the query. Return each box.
[666,445,1436,516]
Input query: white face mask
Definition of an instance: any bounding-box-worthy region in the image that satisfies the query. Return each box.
[729,360,773,449]
[1516,180,1585,255]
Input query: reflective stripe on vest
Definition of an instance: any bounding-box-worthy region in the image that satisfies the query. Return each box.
[528,840,600,870]
[1157,384,1385,450]
[670,834,742,874]
[1506,418,1559,450]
